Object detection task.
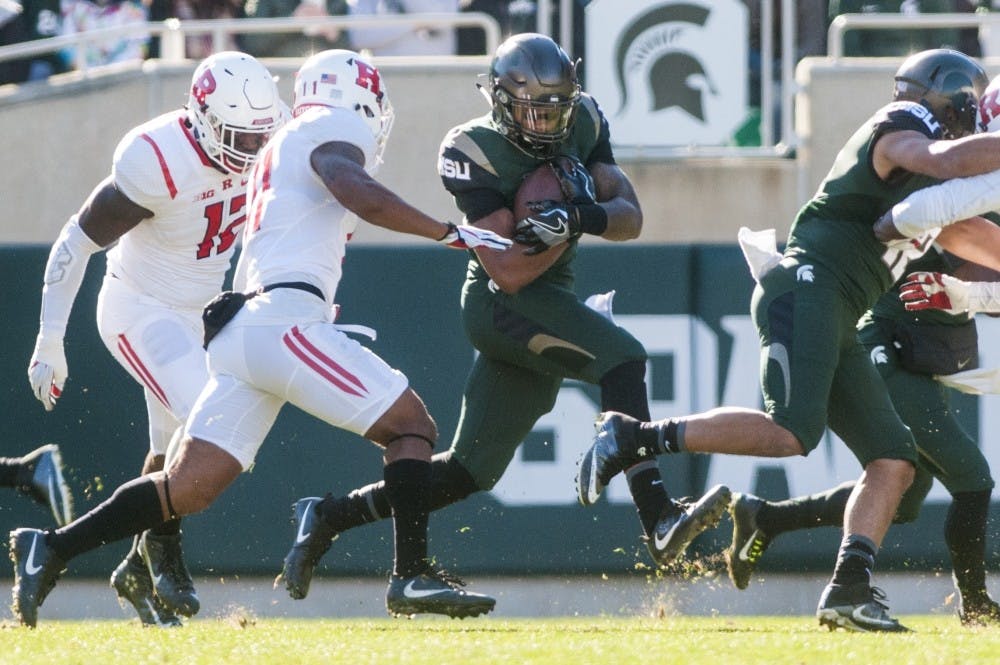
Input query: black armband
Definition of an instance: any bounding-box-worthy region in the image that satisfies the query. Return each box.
[576,203,609,236]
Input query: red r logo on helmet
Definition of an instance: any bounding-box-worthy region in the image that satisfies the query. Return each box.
[192,70,217,106]
[353,59,382,105]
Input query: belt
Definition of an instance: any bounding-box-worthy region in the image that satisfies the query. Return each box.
[258,281,325,301]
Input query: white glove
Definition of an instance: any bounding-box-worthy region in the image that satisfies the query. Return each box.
[584,290,617,325]
[438,222,512,251]
[898,271,970,314]
[28,335,67,412]
[935,366,1000,395]
[737,227,782,283]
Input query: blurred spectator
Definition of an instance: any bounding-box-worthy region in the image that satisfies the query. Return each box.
[347,0,459,56]
[242,0,350,57]
[147,0,246,58]
[828,0,978,57]
[0,0,67,84]
[60,0,149,69]
[455,0,537,56]
[456,0,505,55]
[175,0,246,57]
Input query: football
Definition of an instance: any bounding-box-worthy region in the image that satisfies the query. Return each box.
[513,162,567,222]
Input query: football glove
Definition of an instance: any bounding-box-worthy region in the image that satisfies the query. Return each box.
[28,335,67,412]
[437,222,512,251]
[551,155,597,205]
[513,202,582,255]
[899,271,969,314]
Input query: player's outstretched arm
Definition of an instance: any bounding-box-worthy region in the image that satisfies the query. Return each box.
[936,216,1000,273]
[311,141,509,251]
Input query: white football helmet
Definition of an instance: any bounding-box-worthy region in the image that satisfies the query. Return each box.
[188,51,283,175]
[979,74,1000,133]
[292,49,395,169]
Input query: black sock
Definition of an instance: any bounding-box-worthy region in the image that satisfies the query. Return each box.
[149,517,181,537]
[946,489,992,599]
[320,483,388,533]
[636,419,683,454]
[47,476,165,562]
[383,458,431,578]
[319,453,479,533]
[757,481,853,537]
[600,361,650,421]
[0,457,20,487]
[831,534,877,587]
[626,461,672,535]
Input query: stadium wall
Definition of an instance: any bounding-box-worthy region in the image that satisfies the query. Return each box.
[1,245,997,579]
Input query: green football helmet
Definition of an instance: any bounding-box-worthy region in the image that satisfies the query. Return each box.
[893,49,989,139]
[488,33,581,158]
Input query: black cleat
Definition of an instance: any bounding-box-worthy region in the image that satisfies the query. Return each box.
[386,567,496,619]
[277,497,338,600]
[959,593,1000,627]
[817,582,910,632]
[9,527,66,628]
[725,492,771,590]
[111,551,182,627]
[576,412,645,506]
[18,444,74,527]
[139,530,199,617]
[644,484,731,565]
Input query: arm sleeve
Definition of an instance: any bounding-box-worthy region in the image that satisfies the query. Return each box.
[38,215,102,340]
[967,280,1000,314]
[890,169,1000,238]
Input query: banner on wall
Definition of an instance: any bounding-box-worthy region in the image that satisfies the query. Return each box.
[585,0,748,147]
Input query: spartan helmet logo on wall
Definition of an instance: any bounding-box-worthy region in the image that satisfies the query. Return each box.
[586,0,747,147]
[613,3,717,120]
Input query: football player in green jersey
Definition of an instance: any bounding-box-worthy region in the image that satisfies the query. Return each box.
[276,33,733,603]
[725,243,1000,627]
[576,48,1000,632]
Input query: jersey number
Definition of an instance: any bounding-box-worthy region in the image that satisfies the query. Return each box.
[881,231,937,281]
[196,194,246,259]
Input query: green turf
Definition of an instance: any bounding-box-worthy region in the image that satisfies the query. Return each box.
[1,616,998,665]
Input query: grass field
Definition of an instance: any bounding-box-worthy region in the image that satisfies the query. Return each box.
[2,615,998,665]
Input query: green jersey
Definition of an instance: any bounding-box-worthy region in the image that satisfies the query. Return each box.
[788,100,946,319]
[437,93,613,289]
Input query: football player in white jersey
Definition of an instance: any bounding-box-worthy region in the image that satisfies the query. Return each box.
[10,49,510,627]
[24,51,283,627]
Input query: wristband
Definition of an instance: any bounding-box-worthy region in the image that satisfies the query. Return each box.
[575,203,608,236]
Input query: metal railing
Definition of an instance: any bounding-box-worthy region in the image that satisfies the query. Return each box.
[828,12,1000,59]
[0,4,800,155]
[0,13,501,73]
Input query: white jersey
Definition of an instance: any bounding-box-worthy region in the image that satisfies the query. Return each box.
[110,109,248,309]
[236,106,375,305]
